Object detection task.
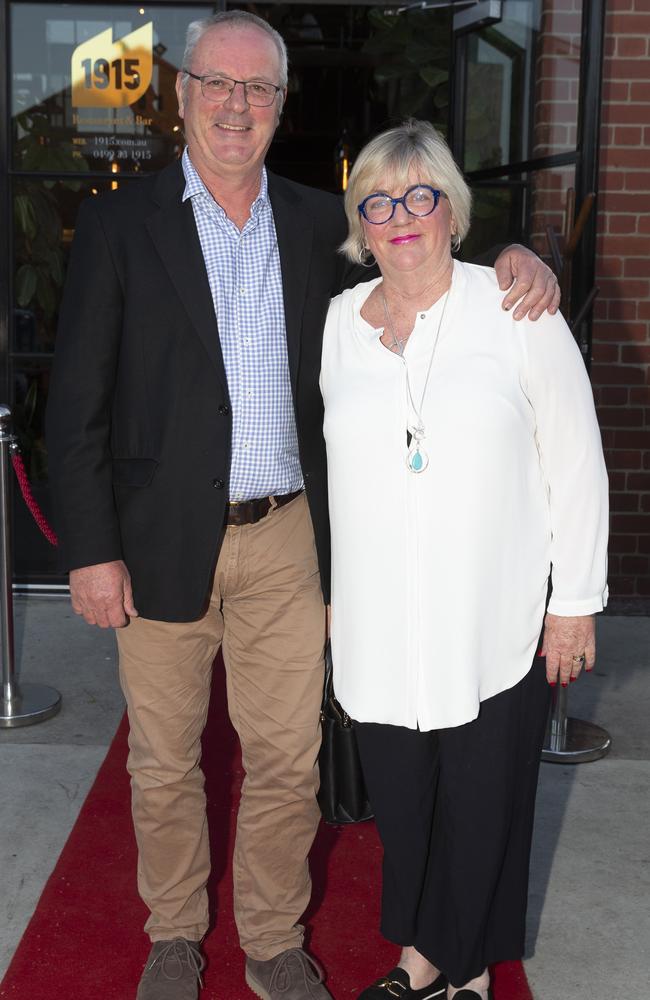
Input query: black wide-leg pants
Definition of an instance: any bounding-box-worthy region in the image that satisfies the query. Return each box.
[354,654,550,988]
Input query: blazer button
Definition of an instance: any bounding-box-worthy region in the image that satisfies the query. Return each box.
[212,478,225,489]
[218,404,230,416]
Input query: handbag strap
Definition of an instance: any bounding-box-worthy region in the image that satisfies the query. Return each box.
[322,643,352,727]
[323,643,334,706]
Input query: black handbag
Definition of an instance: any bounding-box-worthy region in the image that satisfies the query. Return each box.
[317,645,373,824]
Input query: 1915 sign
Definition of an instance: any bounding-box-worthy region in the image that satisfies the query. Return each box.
[71,23,153,107]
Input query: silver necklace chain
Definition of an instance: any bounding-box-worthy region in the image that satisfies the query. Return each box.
[381,287,408,355]
[381,284,451,438]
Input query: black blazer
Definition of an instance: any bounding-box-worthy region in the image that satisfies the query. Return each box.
[46,160,367,621]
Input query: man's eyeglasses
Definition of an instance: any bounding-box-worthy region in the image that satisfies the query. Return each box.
[358,185,447,225]
[183,70,282,107]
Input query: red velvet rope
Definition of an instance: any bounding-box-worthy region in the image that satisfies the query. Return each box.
[11,452,59,547]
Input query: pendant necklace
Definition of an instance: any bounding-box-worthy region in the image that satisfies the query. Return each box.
[381,283,450,474]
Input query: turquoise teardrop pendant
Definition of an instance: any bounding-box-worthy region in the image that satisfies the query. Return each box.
[406,442,429,473]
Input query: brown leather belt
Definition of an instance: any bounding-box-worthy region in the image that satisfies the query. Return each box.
[224,489,303,527]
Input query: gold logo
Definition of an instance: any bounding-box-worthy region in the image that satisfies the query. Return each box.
[71,23,153,107]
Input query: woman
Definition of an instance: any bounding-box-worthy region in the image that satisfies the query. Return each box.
[320,120,608,1000]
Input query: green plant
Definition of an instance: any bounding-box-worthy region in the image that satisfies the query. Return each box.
[363,9,451,127]
[12,110,90,478]
[13,111,88,326]
[14,182,65,322]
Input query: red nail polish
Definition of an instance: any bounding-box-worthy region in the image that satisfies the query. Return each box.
[569,676,576,683]
[561,682,568,688]
[549,681,557,687]
[585,667,593,673]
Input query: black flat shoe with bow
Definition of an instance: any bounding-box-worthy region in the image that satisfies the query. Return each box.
[357,967,447,1000]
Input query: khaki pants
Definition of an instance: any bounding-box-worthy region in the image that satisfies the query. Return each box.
[116,493,326,960]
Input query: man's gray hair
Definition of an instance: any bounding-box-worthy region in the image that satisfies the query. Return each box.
[181,11,288,90]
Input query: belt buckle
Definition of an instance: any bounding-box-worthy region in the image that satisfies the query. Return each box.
[226,496,268,526]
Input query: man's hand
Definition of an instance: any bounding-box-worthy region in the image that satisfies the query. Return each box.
[69,560,138,629]
[494,244,561,321]
[541,612,596,686]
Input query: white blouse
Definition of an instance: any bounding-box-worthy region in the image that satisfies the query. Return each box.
[320,260,609,731]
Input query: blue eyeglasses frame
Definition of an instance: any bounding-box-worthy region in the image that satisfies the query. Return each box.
[358,184,446,224]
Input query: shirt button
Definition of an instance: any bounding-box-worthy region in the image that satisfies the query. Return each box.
[420,313,426,319]
[218,404,230,416]
[212,478,225,489]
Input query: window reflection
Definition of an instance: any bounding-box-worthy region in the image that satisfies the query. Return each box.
[463,182,526,260]
[532,0,583,158]
[12,359,59,579]
[464,163,577,265]
[464,21,531,171]
[528,163,577,259]
[11,3,207,173]
[249,4,453,190]
[12,178,137,356]
[10,179,139,582]
[461,0,583,172]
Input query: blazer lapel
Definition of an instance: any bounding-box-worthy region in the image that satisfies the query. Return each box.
[268,173,314,394]
[145,162,228,390]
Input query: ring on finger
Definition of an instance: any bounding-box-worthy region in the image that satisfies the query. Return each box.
[571,654,585,664]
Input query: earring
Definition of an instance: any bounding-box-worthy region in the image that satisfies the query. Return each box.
[451,232,461,253]
[358,245,370,264]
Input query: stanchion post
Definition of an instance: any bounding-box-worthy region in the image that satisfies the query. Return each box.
[546,681,568,753]
[0,404,61,727]
[542,680,611,764]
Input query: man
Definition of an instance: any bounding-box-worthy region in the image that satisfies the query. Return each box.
[46,12,559,1000]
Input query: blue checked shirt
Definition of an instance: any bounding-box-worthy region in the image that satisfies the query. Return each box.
[182,149,303,501]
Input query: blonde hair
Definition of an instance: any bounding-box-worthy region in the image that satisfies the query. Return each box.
[341,119,472,262]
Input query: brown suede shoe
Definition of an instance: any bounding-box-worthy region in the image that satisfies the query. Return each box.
[136,938,205,1000]
[246,948,332,1000]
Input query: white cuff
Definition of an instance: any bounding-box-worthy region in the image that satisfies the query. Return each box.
[547,586,609,617]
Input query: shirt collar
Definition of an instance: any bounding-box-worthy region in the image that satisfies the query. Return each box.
[181,147,268,218]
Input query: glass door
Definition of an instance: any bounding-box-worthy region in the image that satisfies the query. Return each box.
[448,0,606,365]
[8,2,213,585]
[450,0,583,261]
[242,2,452,192]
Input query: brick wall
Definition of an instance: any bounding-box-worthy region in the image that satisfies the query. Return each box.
[592,0,650,610]
[529,0,581,254]
[528,0,650,609]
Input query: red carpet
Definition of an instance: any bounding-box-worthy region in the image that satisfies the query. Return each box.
[0,663,533,999]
